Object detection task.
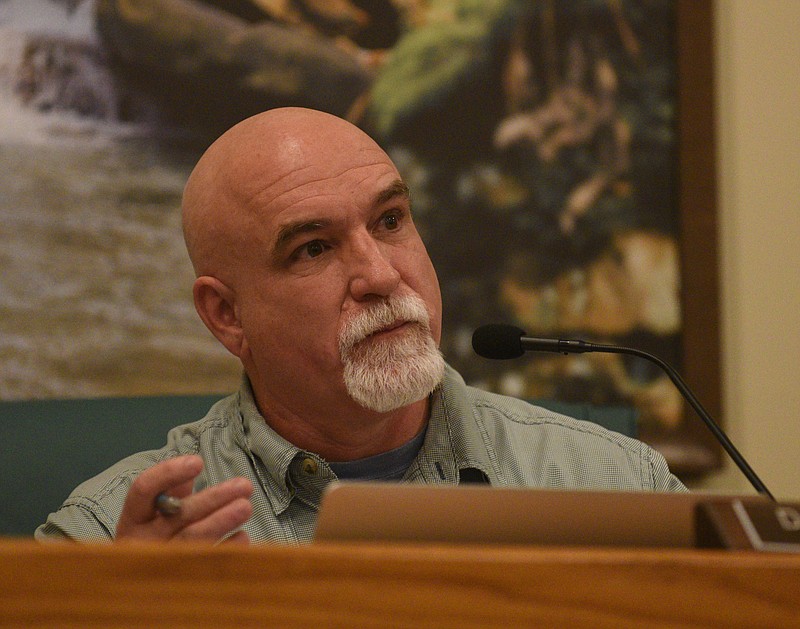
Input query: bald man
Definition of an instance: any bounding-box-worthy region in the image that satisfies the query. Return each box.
[37,108,685,543]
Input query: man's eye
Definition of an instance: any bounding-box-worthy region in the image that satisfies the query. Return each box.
[382,213,401,230]
[302,240,325,258]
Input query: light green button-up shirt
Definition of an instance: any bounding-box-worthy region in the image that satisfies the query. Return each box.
[36,365,686,543]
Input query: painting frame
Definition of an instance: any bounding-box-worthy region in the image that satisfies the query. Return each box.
[670,0,722,475]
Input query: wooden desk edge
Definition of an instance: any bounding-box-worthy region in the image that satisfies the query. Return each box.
[2,539,799,627]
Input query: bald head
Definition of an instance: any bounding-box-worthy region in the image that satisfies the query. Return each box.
[181,107,396,278]
[180,107,443,434]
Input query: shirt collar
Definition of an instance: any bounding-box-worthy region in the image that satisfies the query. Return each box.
[407,364,498,485]
[236,364,498,512]
[236,375,305,514]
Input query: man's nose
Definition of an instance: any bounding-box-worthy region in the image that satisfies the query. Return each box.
[346,234,401,301]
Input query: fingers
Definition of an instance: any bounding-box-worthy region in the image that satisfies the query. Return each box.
[115,455,253,543]
[122,455,204,524]
[166,478,253,541]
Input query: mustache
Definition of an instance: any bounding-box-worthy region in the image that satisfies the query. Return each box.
[339,294,431,357]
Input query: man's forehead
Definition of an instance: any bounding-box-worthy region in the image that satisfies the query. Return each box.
[270,178,410,247]
[231,138,399,199]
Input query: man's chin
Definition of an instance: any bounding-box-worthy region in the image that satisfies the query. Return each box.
[342,345,445,414]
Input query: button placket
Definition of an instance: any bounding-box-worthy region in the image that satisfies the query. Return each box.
[301,457,319,476]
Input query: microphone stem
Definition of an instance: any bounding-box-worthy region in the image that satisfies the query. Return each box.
[592,343,775,500]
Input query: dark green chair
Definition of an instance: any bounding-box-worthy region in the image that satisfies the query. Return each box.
[0,395,637,537]
[0,395,224,537]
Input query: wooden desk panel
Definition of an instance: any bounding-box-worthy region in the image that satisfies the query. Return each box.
[1,539,799,627]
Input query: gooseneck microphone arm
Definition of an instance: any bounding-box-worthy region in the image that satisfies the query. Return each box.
[472,324,775,500]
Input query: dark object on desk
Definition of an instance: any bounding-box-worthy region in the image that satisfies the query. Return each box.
[696,499,800,552]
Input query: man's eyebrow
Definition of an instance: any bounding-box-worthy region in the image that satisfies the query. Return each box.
[273,219,330,252]
[374,179,410,206]
[272,180,409,253]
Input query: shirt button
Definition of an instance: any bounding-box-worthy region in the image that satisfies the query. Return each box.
[301,457,318,475]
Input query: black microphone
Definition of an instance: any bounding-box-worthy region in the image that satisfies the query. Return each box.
[472,323,775,500]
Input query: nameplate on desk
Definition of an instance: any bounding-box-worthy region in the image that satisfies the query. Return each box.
[696,499,800,552]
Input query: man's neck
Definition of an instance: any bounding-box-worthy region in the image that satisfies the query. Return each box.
[252,392,431,462]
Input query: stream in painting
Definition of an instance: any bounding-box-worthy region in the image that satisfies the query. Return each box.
[0,0,240,399]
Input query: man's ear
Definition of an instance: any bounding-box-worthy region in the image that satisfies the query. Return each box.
[193,276,245,358]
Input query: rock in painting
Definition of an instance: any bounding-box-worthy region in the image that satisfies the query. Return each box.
[94,0,375,132]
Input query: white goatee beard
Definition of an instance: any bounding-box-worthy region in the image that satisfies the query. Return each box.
[338,294,445,413]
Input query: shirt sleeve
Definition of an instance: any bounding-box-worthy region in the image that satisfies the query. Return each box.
[34,459,145,542]
[647,445,689,492]
[35,498,116,542]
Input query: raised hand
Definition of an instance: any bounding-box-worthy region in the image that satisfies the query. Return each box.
[115,455,253,543]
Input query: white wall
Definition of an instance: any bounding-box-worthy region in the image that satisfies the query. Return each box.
[698,0,800,499]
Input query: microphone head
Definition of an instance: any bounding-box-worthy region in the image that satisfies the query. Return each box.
[472,324,526,359]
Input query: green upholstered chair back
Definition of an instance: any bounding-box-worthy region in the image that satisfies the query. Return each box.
[0,395,223,537]
[0,395,637,537]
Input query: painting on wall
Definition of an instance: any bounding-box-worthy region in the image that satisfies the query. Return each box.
[0,0,719,475]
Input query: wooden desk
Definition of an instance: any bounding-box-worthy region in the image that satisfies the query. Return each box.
[1,539,799,627]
